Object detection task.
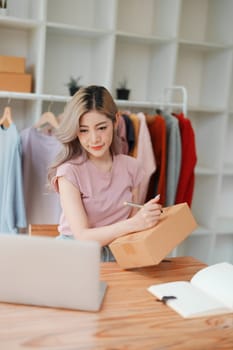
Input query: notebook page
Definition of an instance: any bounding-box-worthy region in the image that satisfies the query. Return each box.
[191,262,233,309]
[148,281,230,318]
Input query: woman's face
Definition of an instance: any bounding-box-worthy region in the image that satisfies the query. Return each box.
[77,110,114,160]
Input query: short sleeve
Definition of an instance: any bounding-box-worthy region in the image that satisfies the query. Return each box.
[126,156,145,188]
[51,163,80,193]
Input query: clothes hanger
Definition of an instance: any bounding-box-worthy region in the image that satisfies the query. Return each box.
[34,101,59,129]
[0,99,13,128]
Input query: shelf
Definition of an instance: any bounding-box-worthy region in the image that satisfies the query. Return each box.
[192,175,219,229]
[178,39,232,51]
[116,0,180,38]
[113,37,176,101]
[212,234,233,264]
[116,31,174,45]
[190,111,225,172]
[43,30,114,95]
[46,0,115,31]
[195,166,218,175]
[222,163,233,175]
[0,16,40,29]
[46,22,112,38]
[188,105,226,113]
[176,45,232,108]
[215,217,233,235]
[178,0,233,45]
[1,0,233,265]
[191,226,212,235]
[218,176,233,218]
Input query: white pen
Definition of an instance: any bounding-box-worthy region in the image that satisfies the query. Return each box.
[123,201,163,213]
[123,201,144,208]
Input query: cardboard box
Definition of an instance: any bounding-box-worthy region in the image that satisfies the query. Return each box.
[0,72,32,93]
[0,55,25,74]
[109,203,197,269]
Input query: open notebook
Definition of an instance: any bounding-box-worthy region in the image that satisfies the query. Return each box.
[0,234,107,311]
[148,262,233,318]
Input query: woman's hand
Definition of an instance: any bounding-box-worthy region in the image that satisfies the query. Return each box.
[130,194,162,232]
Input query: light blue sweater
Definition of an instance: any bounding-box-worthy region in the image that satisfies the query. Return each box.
[0,124,26,233]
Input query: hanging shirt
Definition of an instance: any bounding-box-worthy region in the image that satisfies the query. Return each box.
[52,154,144,235]
[122,113,135,153]
[117,114,129,155]
[174,113,197,206]
[0,123,26,233]
[20,127,61,225]
[147,114,167,206]
[128,113,140,157]
[163,113,182,206]
[136,113,156,204]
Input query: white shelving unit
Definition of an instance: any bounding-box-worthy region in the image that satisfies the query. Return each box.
[0,0,232,264]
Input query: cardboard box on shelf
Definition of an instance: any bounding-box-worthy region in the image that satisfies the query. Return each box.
[0,55,25,74]
[0,72,32,93]
[109,203,197,269]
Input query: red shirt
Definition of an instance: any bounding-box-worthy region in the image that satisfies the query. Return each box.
[173,113,197,206]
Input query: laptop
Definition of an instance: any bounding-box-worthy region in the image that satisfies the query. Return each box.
[0,234,107,311]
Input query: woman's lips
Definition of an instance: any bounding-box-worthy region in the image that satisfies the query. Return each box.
[91,145,103,151]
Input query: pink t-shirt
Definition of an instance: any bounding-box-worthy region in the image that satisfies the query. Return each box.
[53,154,145,235]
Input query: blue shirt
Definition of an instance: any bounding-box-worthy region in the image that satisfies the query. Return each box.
[0,124,26,233]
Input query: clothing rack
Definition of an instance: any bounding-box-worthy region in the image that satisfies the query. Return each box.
[163,86,188,116]
[0,85,188,115]
[115,85,188,115]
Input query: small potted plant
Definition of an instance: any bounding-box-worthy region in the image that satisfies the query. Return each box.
[0,0,8,15]
[116,78,130,100]
[66,76,82,96]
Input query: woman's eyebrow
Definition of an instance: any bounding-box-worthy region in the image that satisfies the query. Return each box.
[96,121,108,126]
[80,121,108,128]
[79,124,88,128]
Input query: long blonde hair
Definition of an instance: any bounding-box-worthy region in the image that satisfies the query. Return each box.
[48,85,120,183]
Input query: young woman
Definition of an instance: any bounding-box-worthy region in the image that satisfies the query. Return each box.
[48,85,162,261]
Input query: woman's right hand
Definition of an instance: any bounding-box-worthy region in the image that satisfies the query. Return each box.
[130,194,162,232]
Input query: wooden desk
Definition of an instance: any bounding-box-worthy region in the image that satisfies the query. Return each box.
[0,257,232,349]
